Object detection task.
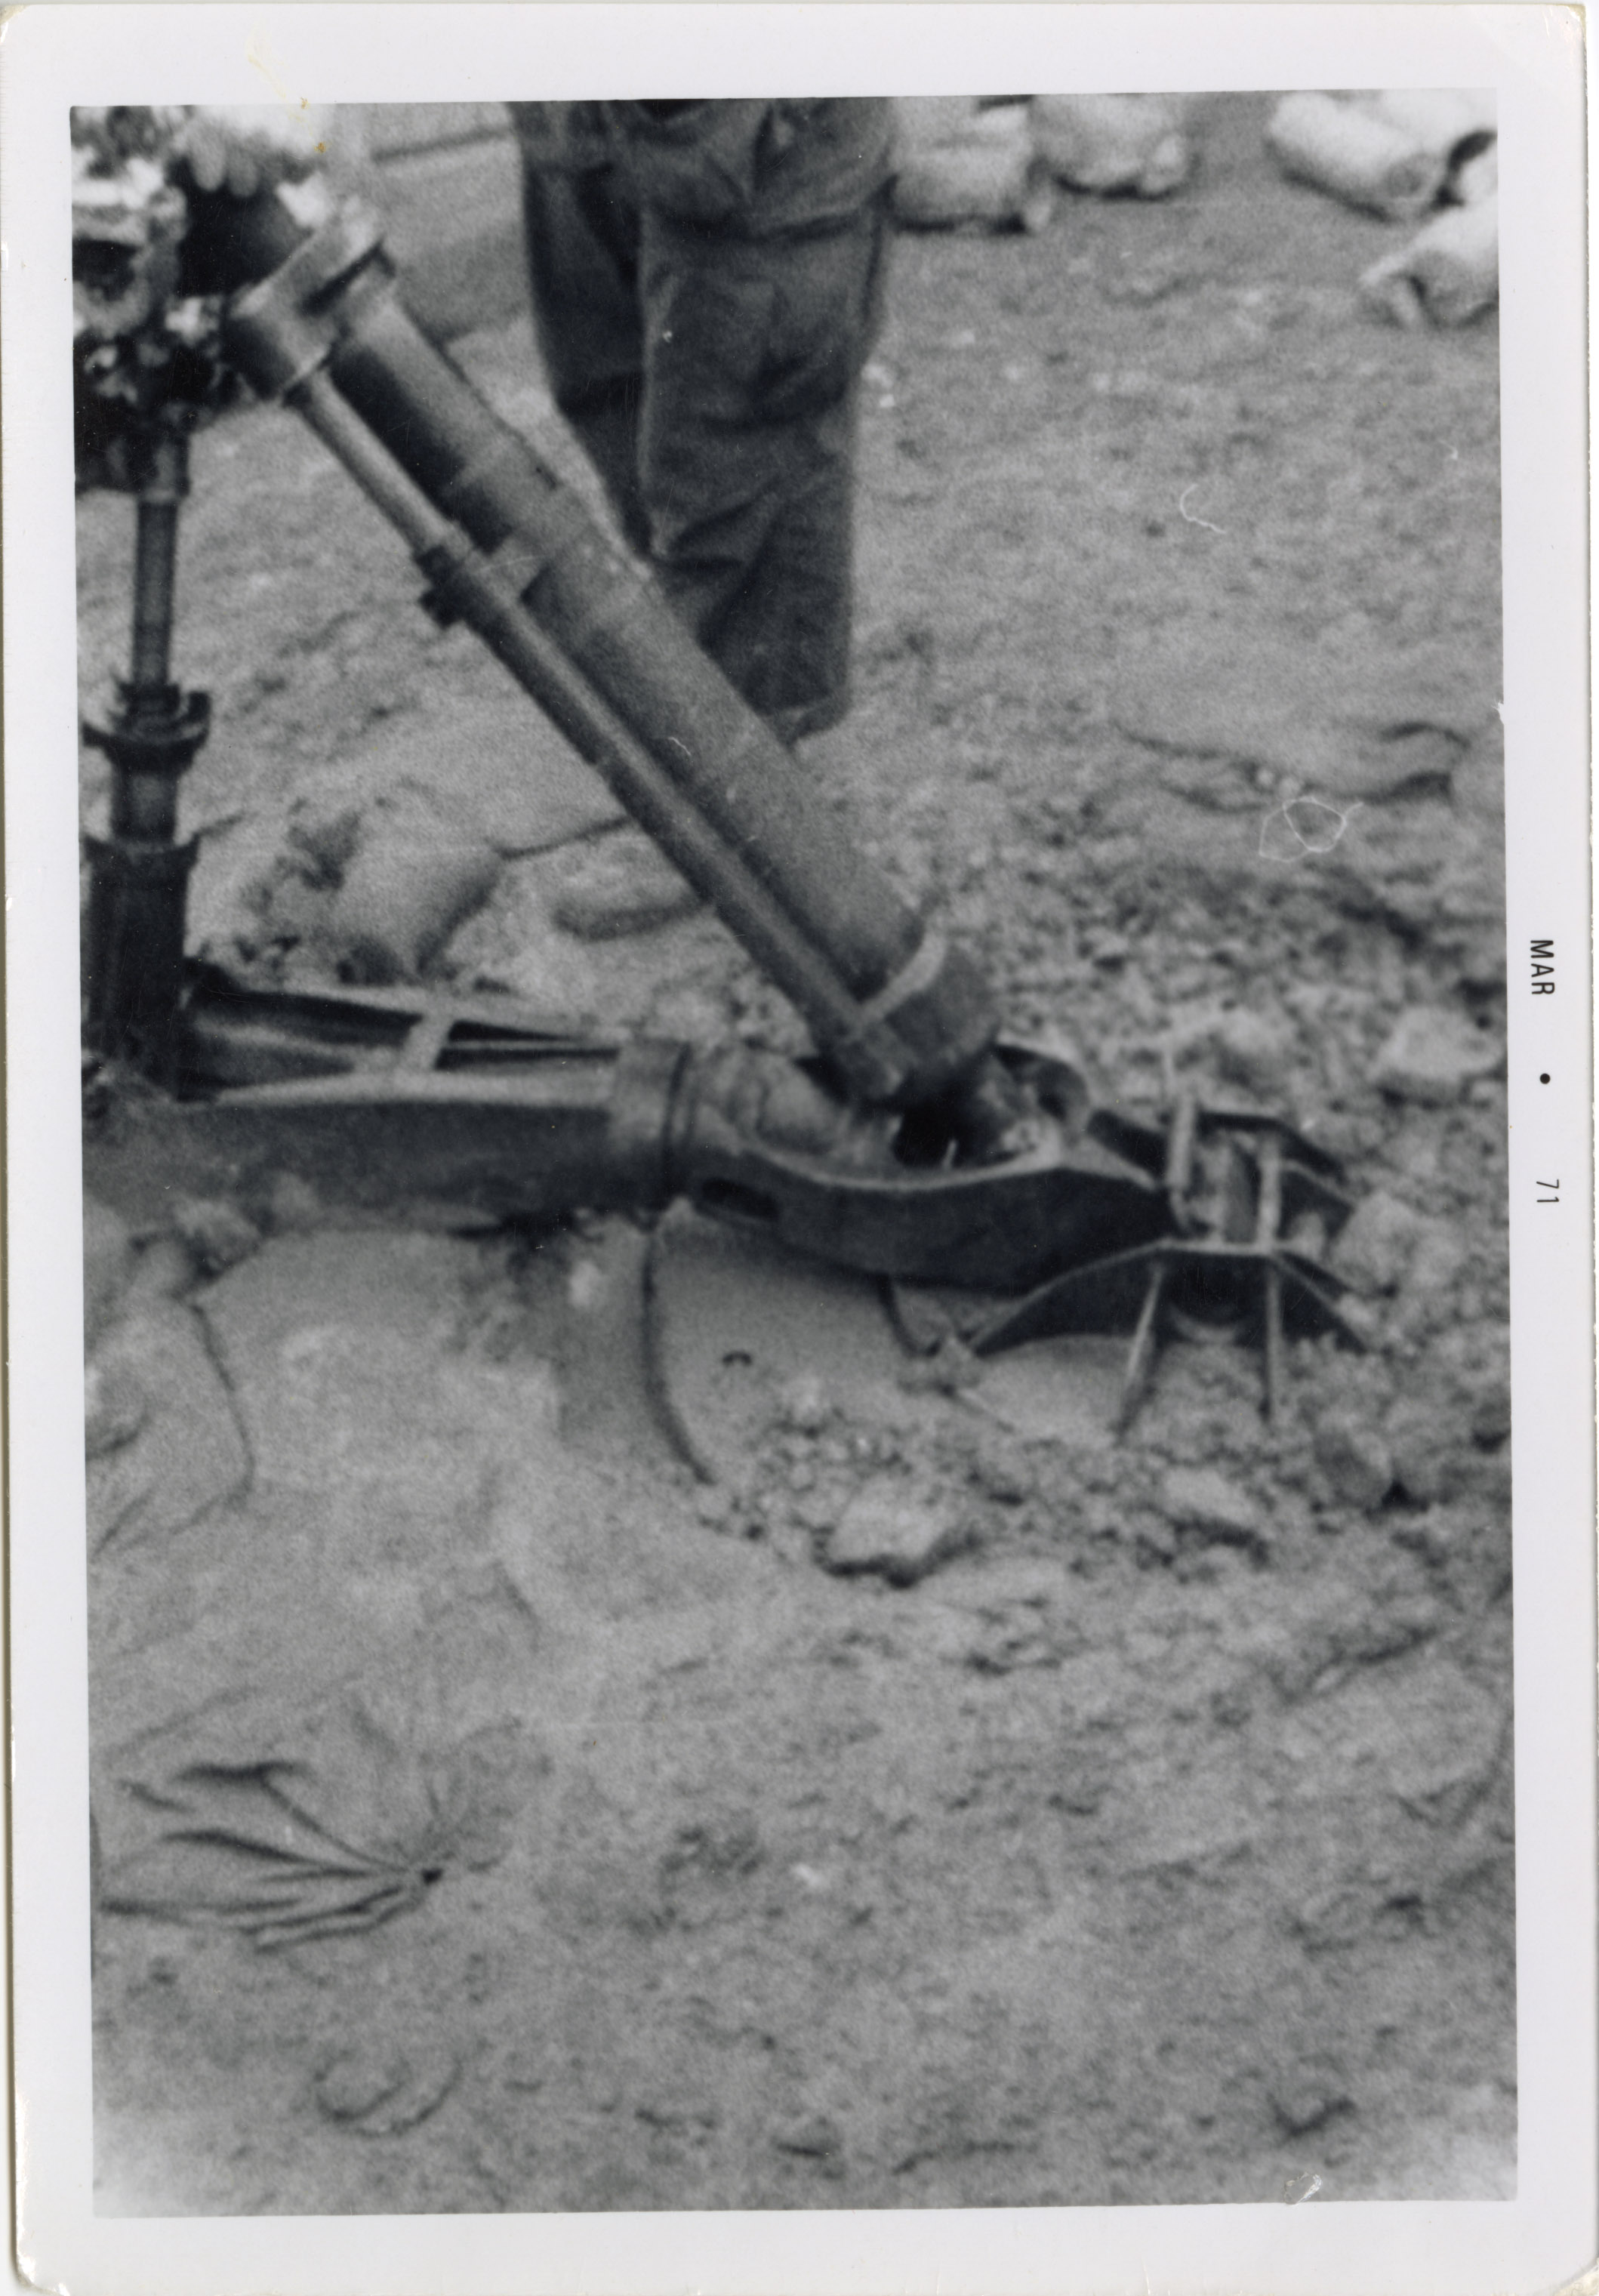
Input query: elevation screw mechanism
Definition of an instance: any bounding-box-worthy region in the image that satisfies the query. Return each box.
[82,425,211,1087]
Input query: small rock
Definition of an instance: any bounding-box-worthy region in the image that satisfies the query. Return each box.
[1370,1007,1502,1105]
[1329,1189,1428,1295]
[1268,2066,1354,2139]
[1185,1007,1296,1099]
[1312,1410,1393,1511]
[968,1433,1034,1505]
[1160,1465,1262,1547]
[84,1361,149,1459]
[776,1374,831,1436]
[171,1195,263,1278]
[773,2113,844,2161]
[1385,1403,1462,1506]
[315,2038,461,2134]
[83,1193,135,1349]
[824,1481,966,1584]
[1087,931,1131,970]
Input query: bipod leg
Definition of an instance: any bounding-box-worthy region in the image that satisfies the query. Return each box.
[82,429,210,1085]
[1116,1259,1170,1434]
[1255,1132,1286,1422]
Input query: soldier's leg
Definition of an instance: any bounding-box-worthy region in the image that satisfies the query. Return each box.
[636,195,891,741]
[519,160,651,556]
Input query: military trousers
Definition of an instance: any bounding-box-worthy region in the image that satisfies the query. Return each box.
[520,160,890,742]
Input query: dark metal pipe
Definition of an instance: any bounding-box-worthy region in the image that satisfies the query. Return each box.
[324,286,926,994]
[288,371,920,1102]
[128,496,180,692]
[223,211,1003,1108]
[83,430,206,1084]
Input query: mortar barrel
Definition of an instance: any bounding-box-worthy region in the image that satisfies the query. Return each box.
[223,202,1002,1107]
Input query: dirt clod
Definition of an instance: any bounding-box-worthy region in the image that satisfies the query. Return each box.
[1370,1007,1502,1105]
[1269,2066,1354,2139]
[171,1194,263,1277]
[1159,1465,1263,1548]
[1331,1189,1430,1295]
[1312,1410,1394,1512]
[315,2039,462,2135]
[824,1478,969,1583]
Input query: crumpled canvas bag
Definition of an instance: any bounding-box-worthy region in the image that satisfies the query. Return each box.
[97,1576,543,1946]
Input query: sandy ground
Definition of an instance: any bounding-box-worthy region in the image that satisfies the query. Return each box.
[79,97,1512,2213]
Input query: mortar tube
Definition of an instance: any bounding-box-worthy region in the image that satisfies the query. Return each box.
[288,370,918,1106]
[226,231,999,1093]
[319,282,933,997]
[224,199,1017,1122]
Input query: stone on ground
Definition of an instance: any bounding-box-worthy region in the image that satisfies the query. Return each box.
[1370,1007,1502,1105]
[1160,1465,1262,1547]
[1384,1401,1456,1505]
[1178,1006,1296,1099]
[171,1195,263,1278]
[1269,2062,1354,2138]
[1312,1410,1394,1512]
[824,1480,966,1585]
[1330,1188,1430,1294]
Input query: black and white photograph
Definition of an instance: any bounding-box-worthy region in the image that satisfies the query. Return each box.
[5,8,1594,2294]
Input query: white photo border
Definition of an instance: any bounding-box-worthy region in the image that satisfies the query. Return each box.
[4,7,1592,2293]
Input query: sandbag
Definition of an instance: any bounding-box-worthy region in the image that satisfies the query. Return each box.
[99,1693,532,1946]
[895,97,984,154]
[1031,94,1195,198]
[1360,193,1499,329]
[326,817,501,984]
[893,134,1055,234]
[1357,91,1497,205]
[1357,89,1496,160]
[895,97,1038,154]
[1267,91,1446,221]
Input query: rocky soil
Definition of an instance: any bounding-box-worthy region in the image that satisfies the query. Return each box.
[79,97,1512,2213]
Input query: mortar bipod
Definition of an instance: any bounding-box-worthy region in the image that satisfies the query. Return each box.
[84,964,1366,1428]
